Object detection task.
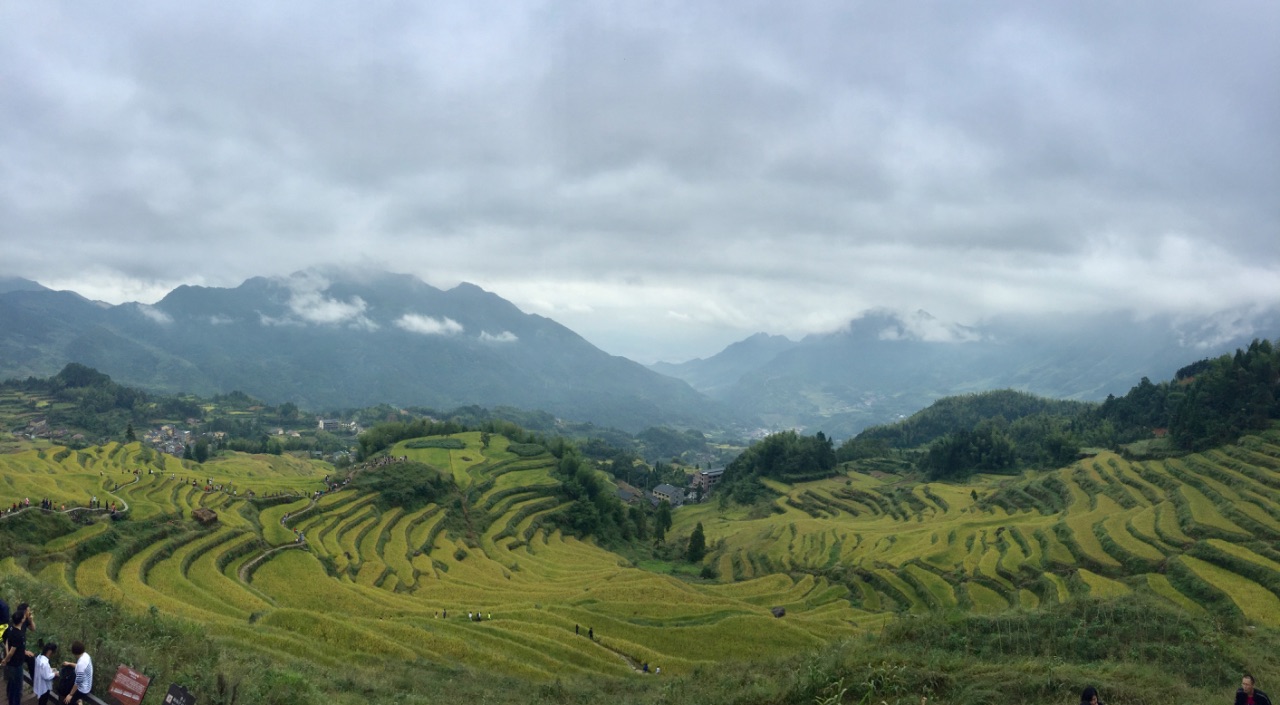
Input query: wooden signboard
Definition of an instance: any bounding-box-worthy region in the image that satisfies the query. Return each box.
[163,683,197,705]
[107,665,150,705]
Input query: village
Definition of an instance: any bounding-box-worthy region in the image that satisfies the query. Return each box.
[12,415,362,464]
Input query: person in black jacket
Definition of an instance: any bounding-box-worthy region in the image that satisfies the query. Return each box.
[1237,674,1274,705]
[1080,685,1103,705]
[2,604,36,705]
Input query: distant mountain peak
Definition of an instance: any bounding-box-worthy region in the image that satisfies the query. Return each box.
[0,276,50,294]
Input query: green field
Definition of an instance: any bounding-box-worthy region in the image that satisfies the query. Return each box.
[5,429,1280,702]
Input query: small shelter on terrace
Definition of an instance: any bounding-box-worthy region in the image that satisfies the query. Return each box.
[192,508,218,526]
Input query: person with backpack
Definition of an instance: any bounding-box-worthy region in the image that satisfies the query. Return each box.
[61,641,92,705]
[33,643,57,705]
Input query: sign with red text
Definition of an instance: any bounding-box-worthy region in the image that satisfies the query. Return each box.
[107,665,150,705]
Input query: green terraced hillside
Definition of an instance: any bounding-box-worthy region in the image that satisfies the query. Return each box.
[5,429,1280,686]
[672,428,1280,629]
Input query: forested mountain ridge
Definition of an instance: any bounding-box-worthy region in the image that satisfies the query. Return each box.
[0,270,734,432]
[834,338,1280,481]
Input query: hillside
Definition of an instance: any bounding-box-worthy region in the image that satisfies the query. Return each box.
[1,342,1279,703]
[5,426,1280,702]
[0,270,733,432]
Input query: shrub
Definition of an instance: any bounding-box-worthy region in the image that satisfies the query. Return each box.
[404,438,466,450]
[506,443,546,457]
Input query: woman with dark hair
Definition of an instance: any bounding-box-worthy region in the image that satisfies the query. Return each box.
[33,643,57,705]
[2,604,34,705]
[1080,685,1103,705]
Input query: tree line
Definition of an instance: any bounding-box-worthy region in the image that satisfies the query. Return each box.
[840,338,1280,480]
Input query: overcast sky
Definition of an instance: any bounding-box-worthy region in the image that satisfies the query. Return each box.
[2,2,1277,363]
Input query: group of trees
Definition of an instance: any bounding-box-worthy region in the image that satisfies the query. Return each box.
[717,430,837,504]
[549,449,664,545]
[1150,340,1277,450]
[841,339,1280,481]
[1073,339,1278,452]
[918,424,1016,480]
[351,460,454,512]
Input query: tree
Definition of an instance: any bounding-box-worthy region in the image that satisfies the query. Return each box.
[629,506,648,540]
[655,500,673,541]
[193,438,211,463]
[686,522,707,562]
[718,430,839,504]
[125,423,136,443]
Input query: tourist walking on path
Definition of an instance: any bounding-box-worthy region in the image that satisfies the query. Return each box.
[33,643,57,705]
[61,641,92,705]
[1237,674,1274,705]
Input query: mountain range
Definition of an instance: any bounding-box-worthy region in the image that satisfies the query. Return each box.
[651,308,1280,437]
[2,270,1276,438]
[0,270,728,432]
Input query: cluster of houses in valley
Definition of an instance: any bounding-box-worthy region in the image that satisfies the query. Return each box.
[13,417,82,443]
[15,410,365,457]
[143,423,201,456]
[617,467,726,508]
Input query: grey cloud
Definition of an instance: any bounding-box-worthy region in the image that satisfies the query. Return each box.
[397,314,464,336]
[284,276,370,325]
[0,1,1277,363]
[134,304,173,325]
[479,331,518,343]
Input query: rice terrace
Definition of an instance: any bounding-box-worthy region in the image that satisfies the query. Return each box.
[2,346,1280,704]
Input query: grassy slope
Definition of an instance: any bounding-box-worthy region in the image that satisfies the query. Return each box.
[4,428,1280,703]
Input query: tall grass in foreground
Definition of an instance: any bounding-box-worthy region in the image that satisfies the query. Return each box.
[3,571,1273,705]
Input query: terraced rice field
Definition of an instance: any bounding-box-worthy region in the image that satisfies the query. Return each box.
[676,428,1280,628]
[6,429,1280,679]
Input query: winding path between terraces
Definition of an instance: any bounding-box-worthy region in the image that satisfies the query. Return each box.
[238,494,319,582]
[0,474,137,521]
